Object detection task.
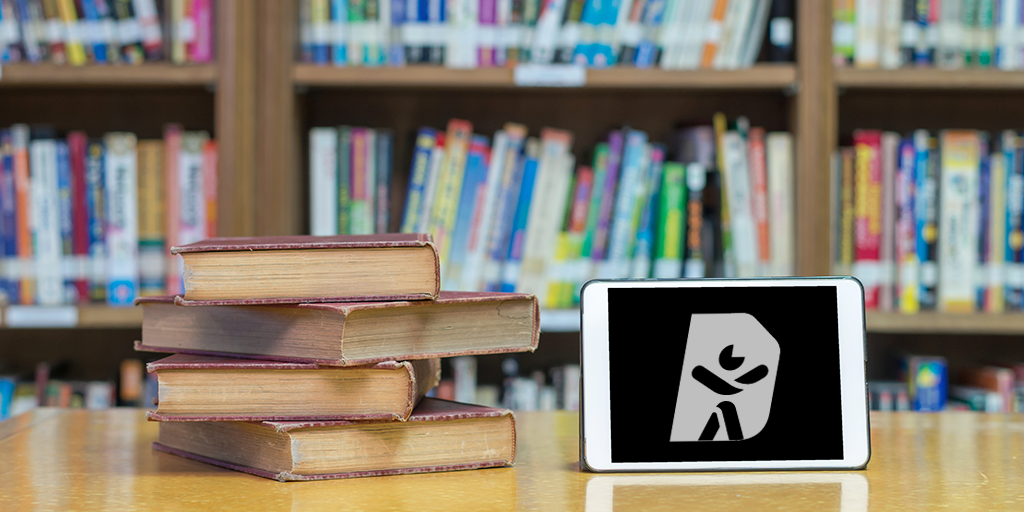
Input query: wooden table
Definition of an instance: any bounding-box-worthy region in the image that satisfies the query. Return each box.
[2,409,1024,511]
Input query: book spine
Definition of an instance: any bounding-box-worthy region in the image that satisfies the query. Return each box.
[604,130,648,278]
[879,131,899,311]
[85,140,105,301]
[401,128,436,233]
[986,140,1006,312]
[375,130,392,233]
[416,133,445,233]
[363,129,377,230]
[482,131,525,291]
[631,144,664,278]
[331,0,349,65]
[301,0,313,62]
[68,131,89,301]
[624,142,653,272]
[592,130,624,262]
[500,138,540,292]
[15,0,42,62]
[766,131,794,277]
[937,0,962,68]
[56,140,76,303]
[907,356,948,411]
[977,0,994,66]
[338,126,352,234]
[853,129,883,309]
[713,112,734,277]
[977,142,991,310]
[578,142,607,265]
[913,0,935,65]
[839,147,855,273]
[349,127,370,234]
[997,0,1019,68]
[81,0,109,63]
[748,127,770,276]
[177,132,208,247]
[1004,130,1024,309]
[899,0,918,65]
[519,129,573,302]
[880,0,903,68]
[12,125,34,304]
[113,0,144,64]
[443,135,490,289]
[698,0,728,68]
[132,0,162,59]
[855,0,881,68]
[163,124,182,296]
[653,161,685,278]
[389,0,405,66]
[189,0,212,62]
[683,161,706,277]
[137,140,165,297]
[723,130,758,277]
[30,139,62,305]
[202,140,218,238]
[0,131,16,302]
[833,0,856,65]
[937,130,981,312]
[312,0,330,64]
[431,119,473,266]
[104,133,138,306]
[559,165,593,305]
[310,127,340,236]
[896,136,920,313]
[461,129,509,290]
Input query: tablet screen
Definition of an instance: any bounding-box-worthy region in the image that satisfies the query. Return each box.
[608,285,843,463]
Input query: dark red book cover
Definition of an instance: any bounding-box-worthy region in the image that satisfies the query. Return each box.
[170,233,434,254]
[68,131,89,300]
[152,398,516,481]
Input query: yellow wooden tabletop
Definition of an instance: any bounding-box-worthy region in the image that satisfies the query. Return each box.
[1,409,1024,511]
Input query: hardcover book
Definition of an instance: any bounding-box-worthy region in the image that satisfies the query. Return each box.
[170,233,440,303]
[153,398,516,481]
[146,354,440,421]
[136,291,539,366]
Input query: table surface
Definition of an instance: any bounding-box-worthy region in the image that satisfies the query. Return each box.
[1,409,1023,511]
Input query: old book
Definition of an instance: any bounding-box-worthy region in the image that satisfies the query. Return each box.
[147,354,440,421]
[152,398,516,481]
[136,291,539,366]
[170,233,440,303]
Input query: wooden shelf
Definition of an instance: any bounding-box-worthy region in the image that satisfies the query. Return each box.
[866,312,1024,335]
[835,67,1024,89]
[293,64,797,90]
[0,63,217,87]
[1,305,142,329]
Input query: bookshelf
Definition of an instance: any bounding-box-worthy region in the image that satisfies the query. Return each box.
[0,63,218,87]
[835,68,1024,90]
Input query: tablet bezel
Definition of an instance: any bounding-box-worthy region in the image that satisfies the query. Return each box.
[580,277,870,472]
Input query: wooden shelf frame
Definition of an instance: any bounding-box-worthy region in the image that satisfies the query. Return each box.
[293,64,798,90]
[835,67,1024,89]
[0,63,217,87]
[0,306,142,329]
[866,312,1024,335]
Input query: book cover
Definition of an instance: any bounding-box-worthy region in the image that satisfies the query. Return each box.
[853,129,882,309]
[12,125,34,304]
[85,140,105,301]
[482,124,527,292]
[631,144,665,279]
[375,130,392,233]
[138,140,166,297]
[904,355,947,411]
[879,131,899,311]
[137,290,539,366]
[1004,130,1024,309]
[68,131,89,302]
[163,124,183,296]
[461,129,509,291]
[519,129,574,303]
[500,138,540,292]
[152,398,515,481]
[104,132,139,306]
[938,130,981,312]
[444,134,490,289]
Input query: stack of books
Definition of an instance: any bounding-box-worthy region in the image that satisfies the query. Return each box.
[136,233,538,481]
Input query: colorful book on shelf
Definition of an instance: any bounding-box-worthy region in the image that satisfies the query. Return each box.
[104,132,139,306]
[146,354,440,421]
[519,128,574,300]
[152,398,516,482]
[904,355,947,412]
[0,130,15,302]
[169,233,440,304]
[878,131,899,311]
[30,137,63,306]
[853,129,882,309]
[985,138,1006,313]
[1005,130,1024,310]
[937,130,981,313]
[68,132,90,302]
[85,139,106,301]
[135,291,539,366]
[137,139,166,297]
[500,137,541,292]
[766,131,794,276]
[960,365,1015,413]
[895,135,919,313]
[914,130,939,310]
[310,127,340,236]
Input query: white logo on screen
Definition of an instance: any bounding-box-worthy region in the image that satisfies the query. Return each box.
[670,313,781,442]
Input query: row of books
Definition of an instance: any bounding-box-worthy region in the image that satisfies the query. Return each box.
[307,115,795,308]
[0,124,218,306]
[872,355,1024,412]
[309,126,393,236]
[0,358,154,421]
[832,129,1024,313]
[431,356,580,411]
[297,0,794,69]
[0,0,213,65]
[141,234,533,480]
[833,0,1024,70]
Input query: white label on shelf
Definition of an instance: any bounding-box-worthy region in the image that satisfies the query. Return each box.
[989,263,1005,286]
[975,264,989,288]
[1007,263,1024,288]
[47,20,64,43]
[119,19,142,44]
[832,23,854,47]
[852,261,879,288]
[5,306,78,328]
[514,63,586,87]
[101,20,118,45]
[0,20,18,44]
[900,22,918,45]
[770,17,793,47]
[83,20,102,44]
[331,21,346,44]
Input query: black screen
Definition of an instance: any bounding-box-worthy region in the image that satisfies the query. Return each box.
[607,285,844,462]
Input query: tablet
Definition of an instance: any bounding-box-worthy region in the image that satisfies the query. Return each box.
[580,277,870,472]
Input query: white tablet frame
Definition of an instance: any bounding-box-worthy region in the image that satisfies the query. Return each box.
[580,277,870,472]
